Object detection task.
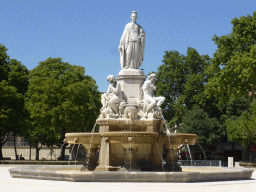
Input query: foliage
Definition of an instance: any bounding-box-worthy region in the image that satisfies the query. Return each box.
[205,11,256,103]
[0,80,21,139]
[153,47,212,126]
[226,95,250,117]
[180,105,225,149]
[26,57,101,149]
[0,44,29,159]
[225,100,256,148]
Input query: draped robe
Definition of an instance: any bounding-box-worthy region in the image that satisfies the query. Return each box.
[119,22,145,69]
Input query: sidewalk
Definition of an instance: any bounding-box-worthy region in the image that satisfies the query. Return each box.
[1,165,256,192]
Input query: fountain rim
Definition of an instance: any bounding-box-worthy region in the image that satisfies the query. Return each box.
[8,165,254,182]
[65,132,160,137]
[65,132,198,137]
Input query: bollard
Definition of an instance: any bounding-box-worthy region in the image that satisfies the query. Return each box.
[219,160,222,167]
[228,157,233,167]
[235,162,240,168]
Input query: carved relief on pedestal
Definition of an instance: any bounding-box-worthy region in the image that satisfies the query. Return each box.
[124,106,138,119]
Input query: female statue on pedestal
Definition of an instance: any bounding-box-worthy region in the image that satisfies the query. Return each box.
[118,11,145,69]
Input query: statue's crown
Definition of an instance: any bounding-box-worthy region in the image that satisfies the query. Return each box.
[131,11,137,17]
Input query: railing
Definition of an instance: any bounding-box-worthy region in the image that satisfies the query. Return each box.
[178,160,222,167]
[3,142,30,147]
[0,160,78,165]
[240,162,256,167]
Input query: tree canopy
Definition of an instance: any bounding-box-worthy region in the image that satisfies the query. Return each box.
[180,105,225,149]
[26,57,101,159]
[153,47,212,126]
[225,99,256,148]
[0,44,29,159]
[205,12,256,103]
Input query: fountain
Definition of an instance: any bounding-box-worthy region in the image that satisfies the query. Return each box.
[9,11,253,182]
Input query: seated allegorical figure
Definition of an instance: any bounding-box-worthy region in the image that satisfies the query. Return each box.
[101,75,125,117]
[137,73,165,118]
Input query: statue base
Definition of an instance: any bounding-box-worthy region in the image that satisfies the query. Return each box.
[117,69,147,103]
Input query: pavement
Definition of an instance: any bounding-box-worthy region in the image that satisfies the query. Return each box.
[1,165,256,192]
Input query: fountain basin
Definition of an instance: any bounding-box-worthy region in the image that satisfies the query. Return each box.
[65,132,198,171]
[9,165,253,182]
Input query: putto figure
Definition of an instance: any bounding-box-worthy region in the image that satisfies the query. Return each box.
[118,11,145,69]
[101,75,124,116]
[138,73,165,118]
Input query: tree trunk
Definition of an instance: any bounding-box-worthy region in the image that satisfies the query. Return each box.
[35,141,42,160]
[0,132,9,160]
[0,145,3,160]
[59,128,67,160]
[14,135,18,160]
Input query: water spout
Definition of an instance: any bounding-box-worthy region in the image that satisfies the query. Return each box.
[69,144,76,165]
[75,144,81,165]
[163,120,175,170]
[155,141,164,172]
[186,144,193,166]
[198,143,207,160]
[85,122,97,170]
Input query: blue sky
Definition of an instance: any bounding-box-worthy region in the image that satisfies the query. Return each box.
[1,0,256,92]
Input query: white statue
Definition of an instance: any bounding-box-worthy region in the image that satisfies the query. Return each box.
[138,74,165,118]
[118,11,145,69]
[101,75,124,116]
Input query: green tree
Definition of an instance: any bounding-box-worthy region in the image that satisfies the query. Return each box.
[205,11,256,103]
[0,44,29,160]
[180,105,225,149]
[29,122,59,160]
[225,100,256,148]
[226,95,250,118]
[153,47,213,126]
[26,57,101,160]
[0,81,21,159]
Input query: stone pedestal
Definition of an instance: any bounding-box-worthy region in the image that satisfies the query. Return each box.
[117,69,147,104]
[96,118,165,133]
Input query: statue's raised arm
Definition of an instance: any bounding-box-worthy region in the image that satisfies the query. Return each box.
[118,11,145,70]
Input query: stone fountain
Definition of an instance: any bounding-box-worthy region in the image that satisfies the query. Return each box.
[65,11,197,172]
[9,11,253,182]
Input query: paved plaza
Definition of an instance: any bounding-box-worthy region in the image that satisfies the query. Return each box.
[1,165,256,192]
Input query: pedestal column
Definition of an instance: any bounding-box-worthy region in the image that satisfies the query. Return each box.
[117,69,147,104]
[96,137,110,171]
